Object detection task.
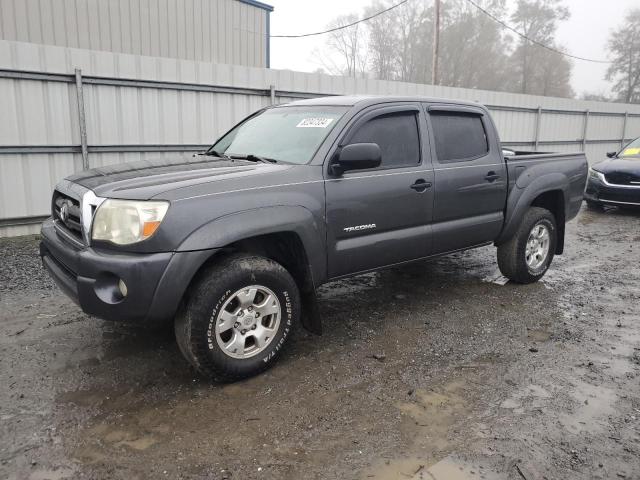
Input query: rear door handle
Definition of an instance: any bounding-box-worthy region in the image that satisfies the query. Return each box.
[484,171,501,182]
[410,179,432,192]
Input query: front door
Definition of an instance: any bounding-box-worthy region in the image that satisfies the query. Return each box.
[325,104,434,278]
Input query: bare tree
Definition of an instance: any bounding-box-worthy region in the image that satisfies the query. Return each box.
[366,0,513,89]
[365,0,400,80]
[531,46,574,97]
[606,8,640,104]
[364,0,431,83]
[580,91,612,102]
[322,15,369,77]
[438,0,511,90]
[508,0,571,96]
[319,0,573,97]
[394,0,429,82]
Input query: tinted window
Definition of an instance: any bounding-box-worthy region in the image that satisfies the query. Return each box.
[430,112,488,162]
[348,111,420,168]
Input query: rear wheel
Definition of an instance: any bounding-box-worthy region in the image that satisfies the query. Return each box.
[497,207,557,284]
[175,253,300,382]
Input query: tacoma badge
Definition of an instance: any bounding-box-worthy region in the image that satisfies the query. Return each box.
[343,224,376,233]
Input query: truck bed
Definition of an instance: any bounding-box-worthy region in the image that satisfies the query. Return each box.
[502,151,588,234]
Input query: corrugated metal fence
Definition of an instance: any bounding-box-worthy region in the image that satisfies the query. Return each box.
[1,39,640,237]
[0,0,270,67]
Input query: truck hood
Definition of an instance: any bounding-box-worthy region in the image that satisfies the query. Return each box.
[66,154,294,200]
[593,157,640,176]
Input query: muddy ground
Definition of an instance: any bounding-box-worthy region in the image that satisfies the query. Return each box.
[1,205,639,480]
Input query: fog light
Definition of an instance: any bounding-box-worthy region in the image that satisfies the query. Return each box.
[118,279,128,298]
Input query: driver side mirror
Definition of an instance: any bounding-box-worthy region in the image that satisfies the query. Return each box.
[606,151,617,158]
[331,143,382,176]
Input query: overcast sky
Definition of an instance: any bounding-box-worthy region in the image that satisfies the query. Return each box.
[269,0,637,97]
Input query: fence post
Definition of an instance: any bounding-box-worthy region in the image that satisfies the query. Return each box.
[269,84,276,105]
[74,69,89,170]
[621,112,628,149]
[581,109,590,152]
[533,106,542,151]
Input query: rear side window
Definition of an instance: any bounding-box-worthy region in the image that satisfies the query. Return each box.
[347,111,420,168]
[430,111,488,163]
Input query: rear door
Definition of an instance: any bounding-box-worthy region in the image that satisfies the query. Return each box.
[424,104,507,254]
[325,104,434,278]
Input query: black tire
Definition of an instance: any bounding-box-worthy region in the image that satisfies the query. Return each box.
[585,200,603,210]
[497,207,557,284]
[175,253,300,382]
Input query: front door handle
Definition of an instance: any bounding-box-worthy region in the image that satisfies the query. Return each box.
[410,179,432,192]
[484,171,501,182]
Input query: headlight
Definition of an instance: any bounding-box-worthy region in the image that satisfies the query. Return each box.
[91,199,169,245]
[588,167,604,182]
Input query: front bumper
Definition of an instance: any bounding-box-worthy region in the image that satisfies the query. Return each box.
[584,175,640,206]
[40,218,213,324]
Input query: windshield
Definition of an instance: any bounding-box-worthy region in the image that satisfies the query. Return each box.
[620,137,640,159]
[211,106,348,164]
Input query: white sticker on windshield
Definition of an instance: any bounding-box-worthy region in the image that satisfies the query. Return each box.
[296,117,334,128]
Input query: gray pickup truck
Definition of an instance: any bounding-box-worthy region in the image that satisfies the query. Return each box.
[40,95,588,381]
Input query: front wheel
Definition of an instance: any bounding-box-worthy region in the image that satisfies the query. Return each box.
[175,253,300,382]
[497,207,557,284]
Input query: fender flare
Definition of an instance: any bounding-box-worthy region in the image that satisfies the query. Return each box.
[496,172,568,245]
[178,205,324,266]
[175,205,326,334]
[184,204,325,275]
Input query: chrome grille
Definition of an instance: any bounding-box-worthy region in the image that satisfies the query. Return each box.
[604,171,640,186]
[52,190,84,242]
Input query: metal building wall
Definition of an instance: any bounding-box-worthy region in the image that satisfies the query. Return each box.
[1,39,640,237]
[0,0,270,67]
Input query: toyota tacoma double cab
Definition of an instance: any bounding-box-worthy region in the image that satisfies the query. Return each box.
[40,95,588,381]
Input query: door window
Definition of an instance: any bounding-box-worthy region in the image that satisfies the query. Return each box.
[347,111,420,169]
[430,111,488,163]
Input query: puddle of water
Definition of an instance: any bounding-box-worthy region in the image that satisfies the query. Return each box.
[62,373,279,466]
[525,384,552,398]
[72,445,108,465]
[360,381,470,480]
[560,380,617,435]
[57,389,108,408]
[115,437,158,451]
[427,455,509,480]
[527,328,551,342]
[481,270,509,286]
[499,398,521,410]
[364,454,510,480]
[397,382,466,435]
[364,457,430,480]
[72,421,160,462]
[27,466,78,480]
[499,384,552,413]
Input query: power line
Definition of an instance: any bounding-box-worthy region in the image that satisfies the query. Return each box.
[270,0,412,38]
[272,0,612,64]
[464,0,611,64]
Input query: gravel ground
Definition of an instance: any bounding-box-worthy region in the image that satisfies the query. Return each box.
[1,205,639,480]
[0,236,56,293]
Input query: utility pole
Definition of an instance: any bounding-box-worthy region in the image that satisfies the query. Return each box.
[431,0,441,85]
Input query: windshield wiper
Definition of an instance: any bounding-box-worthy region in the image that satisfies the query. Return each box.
[200,149,231,159]
[229,154,278,164]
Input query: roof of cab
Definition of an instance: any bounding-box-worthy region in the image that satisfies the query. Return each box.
[285,95,484,109]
